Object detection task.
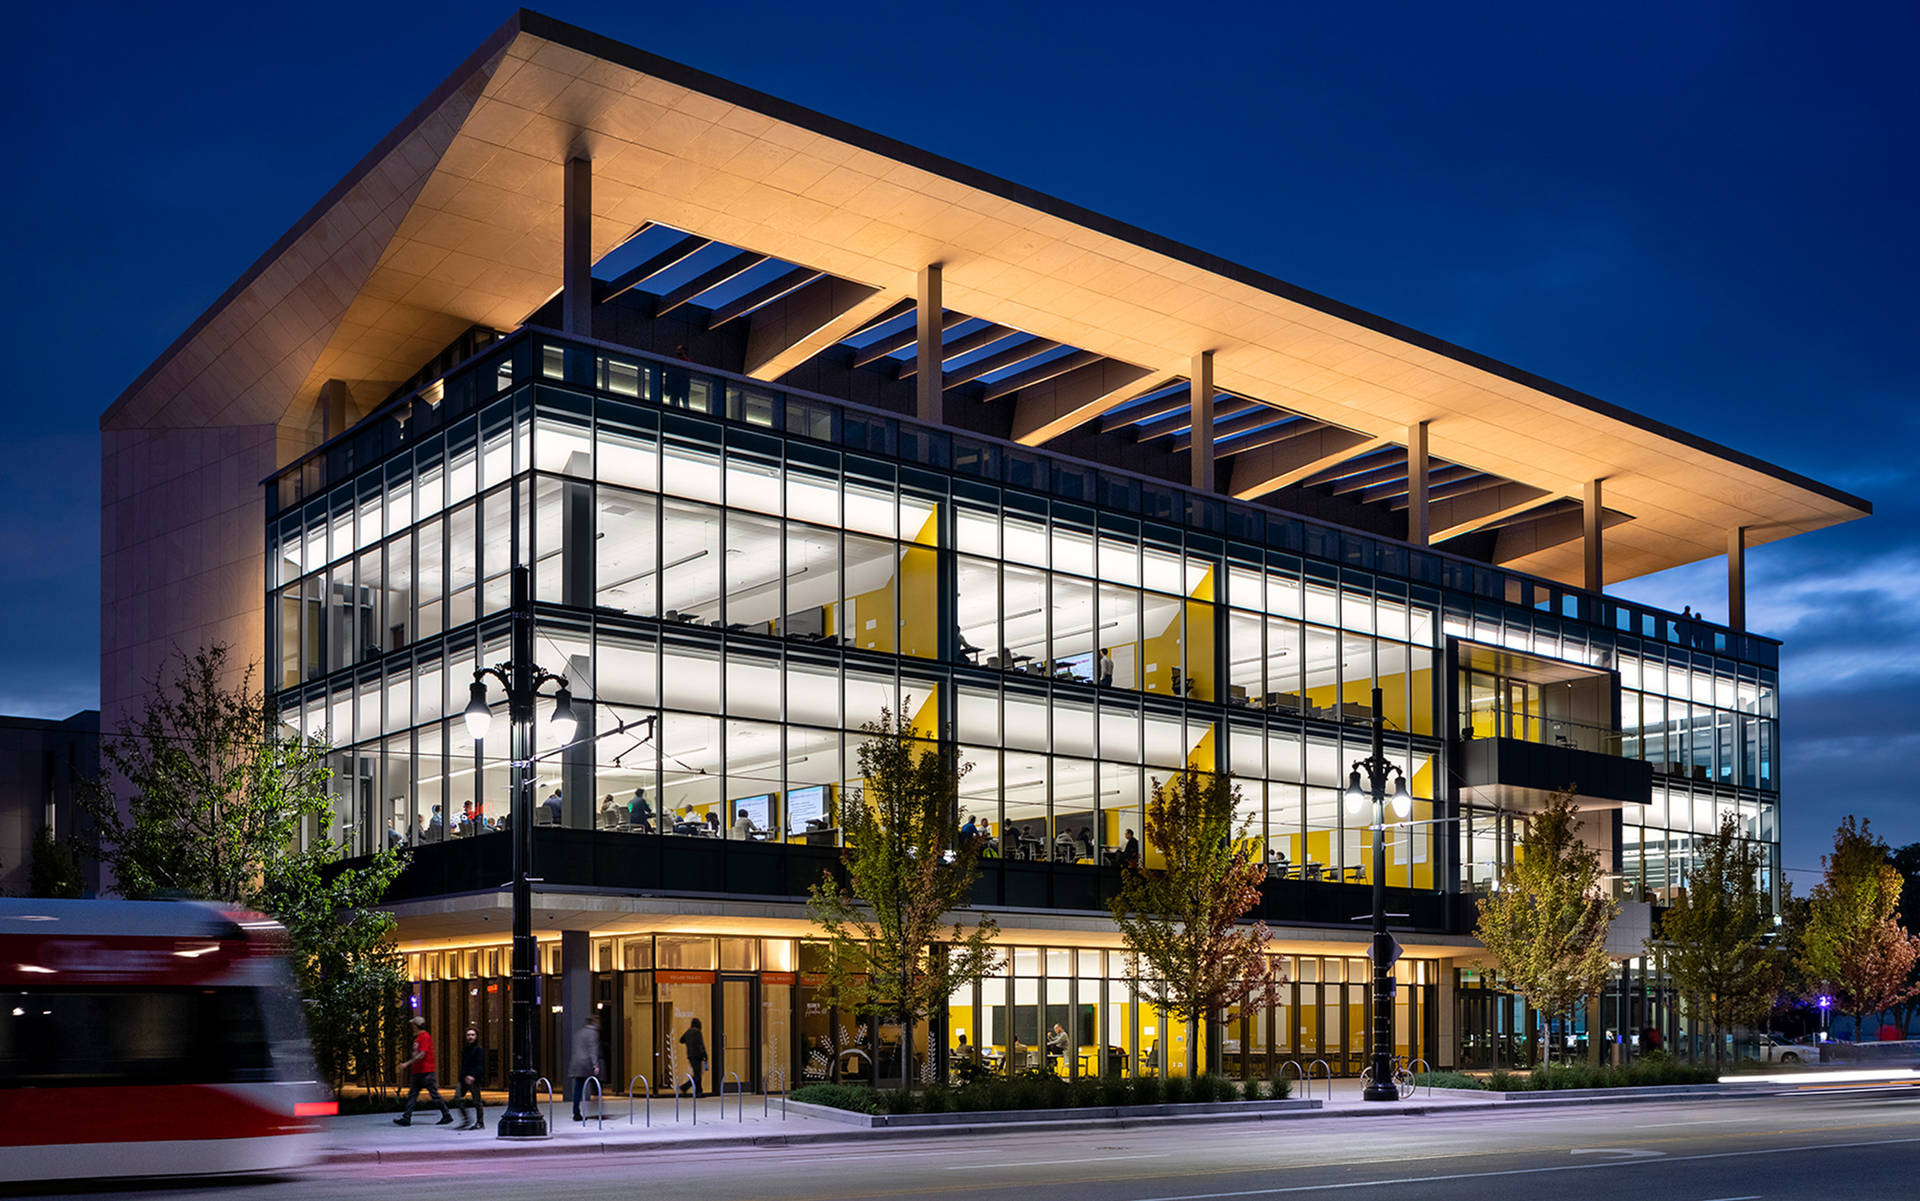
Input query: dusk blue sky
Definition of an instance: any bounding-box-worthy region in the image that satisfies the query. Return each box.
[3,1,1914,883]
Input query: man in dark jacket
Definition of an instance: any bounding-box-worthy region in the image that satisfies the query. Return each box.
[678,1019,708,1097]
[454,1028,487,1130]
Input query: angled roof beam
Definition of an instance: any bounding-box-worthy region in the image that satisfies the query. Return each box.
[1326,458,1412,497]
[846,296,915,340]
[743,280,903,381]
[707,266,822,329]
[1490,505,1632,565]
[896,322,1015,379]
[654,250,767,316]
[1138,397,1255,443]
[1428,484,1554,542]
[1168,403,1289,453]
[600,233,710,303]
[1226,429,1392,500]
[1360,462,1474,505]
[1392,472,1511,508]
[1099,387,1192,433]
[1214,416,1323,458]
[981,349,1102,402]
[943,338,1062,389]
[1296,444,1405,490]
[852,309,963,367]
[1012,364,1171,445]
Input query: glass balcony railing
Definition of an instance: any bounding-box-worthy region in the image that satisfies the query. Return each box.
[1460,712,1624,756]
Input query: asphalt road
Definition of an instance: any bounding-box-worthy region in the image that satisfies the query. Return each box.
[35,1089,1920,1201]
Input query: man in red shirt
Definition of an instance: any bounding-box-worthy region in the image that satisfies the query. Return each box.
[393,1015,454,1126]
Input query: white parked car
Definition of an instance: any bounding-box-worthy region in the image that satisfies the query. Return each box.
[1755,1033,1822,1064]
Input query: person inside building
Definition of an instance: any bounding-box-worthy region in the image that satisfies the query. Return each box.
[544,787,563,825]
[731,806,763,841]
[628,786,654,833]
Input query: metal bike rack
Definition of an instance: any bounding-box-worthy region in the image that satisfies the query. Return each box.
[674,1073,697,1125]
[1279,1060,1304,1098]
[726,1071,744,1121]
[534,1076,556,1130]
[585,1075,605,1130]
[1406,1058,1431,1099]
[765,1069,786,1119]
[1308,1059,1332,1102]
[626,1075,651,1126]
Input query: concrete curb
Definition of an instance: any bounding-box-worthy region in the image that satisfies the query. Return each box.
[784,1097,1322,1128]
[316,1086,1774,1165]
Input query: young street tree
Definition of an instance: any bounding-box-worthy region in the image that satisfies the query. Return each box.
[1109,767,1276,1079]
[1649,813,1784,1068]
[1474,788,1618,1065]
[1798,817,1920,1039]
[806,707,1000,1091]
[79,644,410,1091]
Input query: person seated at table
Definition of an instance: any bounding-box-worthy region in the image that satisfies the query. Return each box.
[959,812,978,844]
[704,811,722,837]
[1119,829,1140,867]
[671,806,701,835]
[628,787,654,833]
[543,787,563,825]
[1046,1023,1068,1067]
[731,807,763,841]
[598,794,623,829]
[1075,826,1095,859]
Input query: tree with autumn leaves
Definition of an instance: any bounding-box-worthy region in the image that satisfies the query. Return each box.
[1798,817,1920,1039]
[1109,768,1276,1078]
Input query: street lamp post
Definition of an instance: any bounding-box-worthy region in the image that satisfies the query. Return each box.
[1345,684,1412,1103]
[463,564,576,1139]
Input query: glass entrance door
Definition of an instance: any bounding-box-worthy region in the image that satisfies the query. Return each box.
[718,975,758,1093]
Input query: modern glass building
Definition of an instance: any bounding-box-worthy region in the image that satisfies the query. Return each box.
[103,12,1867,1093]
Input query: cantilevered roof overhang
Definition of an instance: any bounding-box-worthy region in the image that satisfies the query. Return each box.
[103,8,1869,588]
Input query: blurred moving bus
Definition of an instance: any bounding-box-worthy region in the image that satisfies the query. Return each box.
[0,898,331,1182]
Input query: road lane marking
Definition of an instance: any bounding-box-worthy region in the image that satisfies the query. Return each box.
[945,1153,1169,1169]
[1694,1196,1760,1201]
[1127,1134,1920,1201]
[1569,1148,1665,1159]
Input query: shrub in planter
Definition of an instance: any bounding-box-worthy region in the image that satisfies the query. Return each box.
[791,1083,880,1113]
[1486,1070,1520,1092]
[1130,1076,1163,1105]
[1161,1075,1192,1104]
[1239,1078,1265,1102]
[1413,1071,1484,1090]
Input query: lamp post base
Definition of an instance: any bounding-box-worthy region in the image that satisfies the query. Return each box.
[495,1069,551,1139]
[1361,1081,1400,1102]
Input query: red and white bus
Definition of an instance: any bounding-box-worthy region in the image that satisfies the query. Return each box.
[0,898,332,1182]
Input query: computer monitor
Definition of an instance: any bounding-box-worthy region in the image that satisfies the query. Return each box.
[786,783,831,835]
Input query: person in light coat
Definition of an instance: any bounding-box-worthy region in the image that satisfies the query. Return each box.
[568,1012,602,1121]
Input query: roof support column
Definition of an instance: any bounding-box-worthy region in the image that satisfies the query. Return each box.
[1190,351,1215,491]
[1584,478,1605,592]
[562,155,592,337]
[1728,525,1747,632]
[916,264,942,424]
[1407,420,1430,547]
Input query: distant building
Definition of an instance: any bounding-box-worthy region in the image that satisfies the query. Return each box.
[0,710,100,897]
[100,12,1868,1081]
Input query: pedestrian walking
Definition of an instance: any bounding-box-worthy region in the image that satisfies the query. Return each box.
[677,1018,708,1097]
[569,1012,602,1121]
[454,1027,486,1130]
[393,1015,454,1126]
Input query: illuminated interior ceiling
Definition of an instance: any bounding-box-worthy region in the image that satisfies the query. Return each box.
[104,9,1868,591]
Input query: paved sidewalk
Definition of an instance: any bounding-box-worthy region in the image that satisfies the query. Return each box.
[321,1094,850,1163]
[319,1082,1506,1165]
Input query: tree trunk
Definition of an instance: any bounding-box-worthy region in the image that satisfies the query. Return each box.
[903,1011,914,1093]
[1187,1014,1199,1078]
